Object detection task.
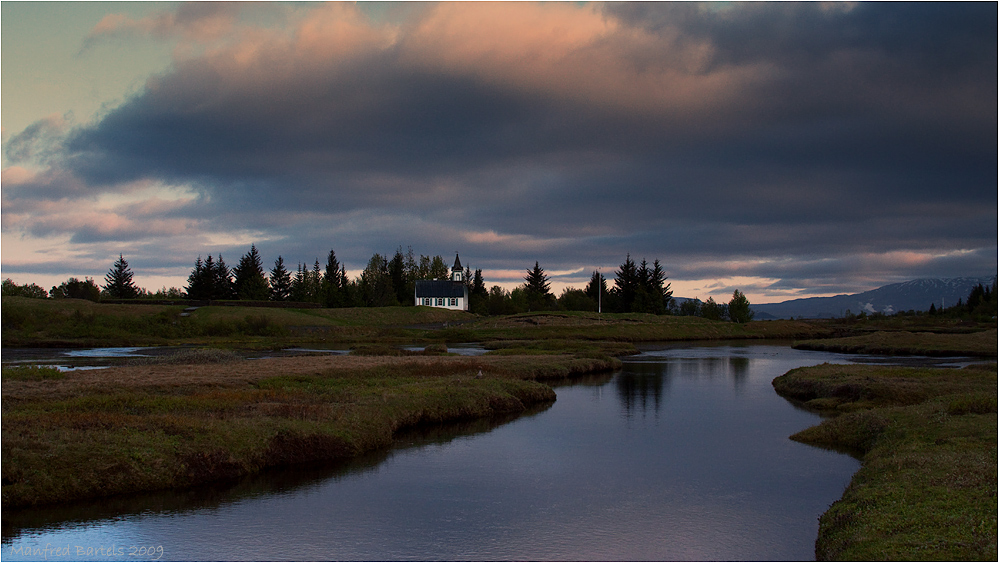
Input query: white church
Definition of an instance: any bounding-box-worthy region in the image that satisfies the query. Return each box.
[414,254,469,311]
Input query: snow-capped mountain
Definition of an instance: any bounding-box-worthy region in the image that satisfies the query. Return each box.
[750,276,997,319]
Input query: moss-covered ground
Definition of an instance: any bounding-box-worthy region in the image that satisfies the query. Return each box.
[773,363,997,560]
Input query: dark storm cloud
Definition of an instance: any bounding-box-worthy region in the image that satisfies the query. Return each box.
[7,1,996,294]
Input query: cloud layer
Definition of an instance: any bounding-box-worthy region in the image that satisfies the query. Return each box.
[3,2,996,299]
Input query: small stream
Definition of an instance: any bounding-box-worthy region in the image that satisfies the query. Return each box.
[1,343,491,371]
[1,344,976,561]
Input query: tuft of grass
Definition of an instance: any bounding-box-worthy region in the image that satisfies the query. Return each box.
[774,363,997,561]
[2,365,66,381]
[126,348,243,366]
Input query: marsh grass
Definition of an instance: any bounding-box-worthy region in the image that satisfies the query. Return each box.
[2,365,66,381]
[443,311,831,343]
[125,348,243,366]
[1,354,617,508]
[794,328,998,357]
[773,363,997,560]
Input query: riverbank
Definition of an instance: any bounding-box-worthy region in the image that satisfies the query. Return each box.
[793,328,997,357]
[2,353,617,508]
[1,296,833,348]
[773,363,997,560]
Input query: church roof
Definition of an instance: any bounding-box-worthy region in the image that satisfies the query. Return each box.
[415,279,467,298]
[452,253,462,271]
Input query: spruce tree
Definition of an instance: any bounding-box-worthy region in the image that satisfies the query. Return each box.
[469,268,488,314]
[389,248,409,305]
[322,250,345,307]
[289,263,308,302]
[613,254,638,313]
[270,256,292,301]
[310,260,323,303]
[185,256,207,299]
[103,254,140,299]
[524,261,554,311]
[585,270,608,311]
[233,244,270,300]
[650,259,672,314]
[212,255,235,300]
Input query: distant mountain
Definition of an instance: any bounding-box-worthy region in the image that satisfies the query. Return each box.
[750,277,997,319]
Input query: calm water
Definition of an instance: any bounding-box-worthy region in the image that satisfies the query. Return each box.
[4,344,920,561]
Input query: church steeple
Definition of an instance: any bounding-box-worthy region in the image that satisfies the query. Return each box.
[451,254,464,282]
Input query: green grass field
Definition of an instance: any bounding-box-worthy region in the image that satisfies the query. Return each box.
[794,328,997,357]
[773,363,997,560]
[1,296,835,348]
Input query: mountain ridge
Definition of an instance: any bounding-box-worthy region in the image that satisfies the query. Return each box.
[746,276,997,319]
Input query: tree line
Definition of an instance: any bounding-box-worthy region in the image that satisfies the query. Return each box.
[183,246,484,309]
[2,246,763,322]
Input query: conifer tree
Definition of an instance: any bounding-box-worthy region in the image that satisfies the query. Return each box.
[103,254,140,299]
[649,259,672,314]
[233,245,270,300]
[613,254,638,313]
[309,260,323,303]
[585,270,608,311]
[322,250,347,307]
[289,263,309,302]
[469,268,488,314]
[270,256,292,301]
[524,261,554,311]
[212,255,235,300]
[389,248,409,305]
[185,256,208,299]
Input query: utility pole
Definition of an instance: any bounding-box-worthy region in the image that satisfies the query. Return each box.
[598,270,602,314]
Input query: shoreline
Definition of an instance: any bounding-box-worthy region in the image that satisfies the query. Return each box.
[2,354,617,509]
[772,362,997,561]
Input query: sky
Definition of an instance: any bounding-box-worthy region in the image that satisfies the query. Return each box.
[2,1,996,304]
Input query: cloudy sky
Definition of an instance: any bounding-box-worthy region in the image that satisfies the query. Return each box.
[2,1,996,303]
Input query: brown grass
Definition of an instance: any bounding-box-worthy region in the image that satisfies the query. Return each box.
[2,353,616,507]
[794,328,997,357]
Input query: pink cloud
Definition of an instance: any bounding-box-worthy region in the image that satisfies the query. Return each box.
[85,2,241,46]
[397,2,767,116]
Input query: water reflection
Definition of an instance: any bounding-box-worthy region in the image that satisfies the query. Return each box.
[616,349,758,416]
[615,363,669,418]
[2,406,552,544]
[4,344,873,561]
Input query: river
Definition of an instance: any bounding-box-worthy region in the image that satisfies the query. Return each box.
[2,344,969,561]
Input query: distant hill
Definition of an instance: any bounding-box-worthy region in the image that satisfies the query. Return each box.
[749,277,997,319]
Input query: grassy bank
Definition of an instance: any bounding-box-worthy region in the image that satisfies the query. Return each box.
[445,310,831,342]
[2,352,617,508]
[773,363,997,560]
[2,296,835,349]
[0,297,477,348]
[794,328,997,357]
